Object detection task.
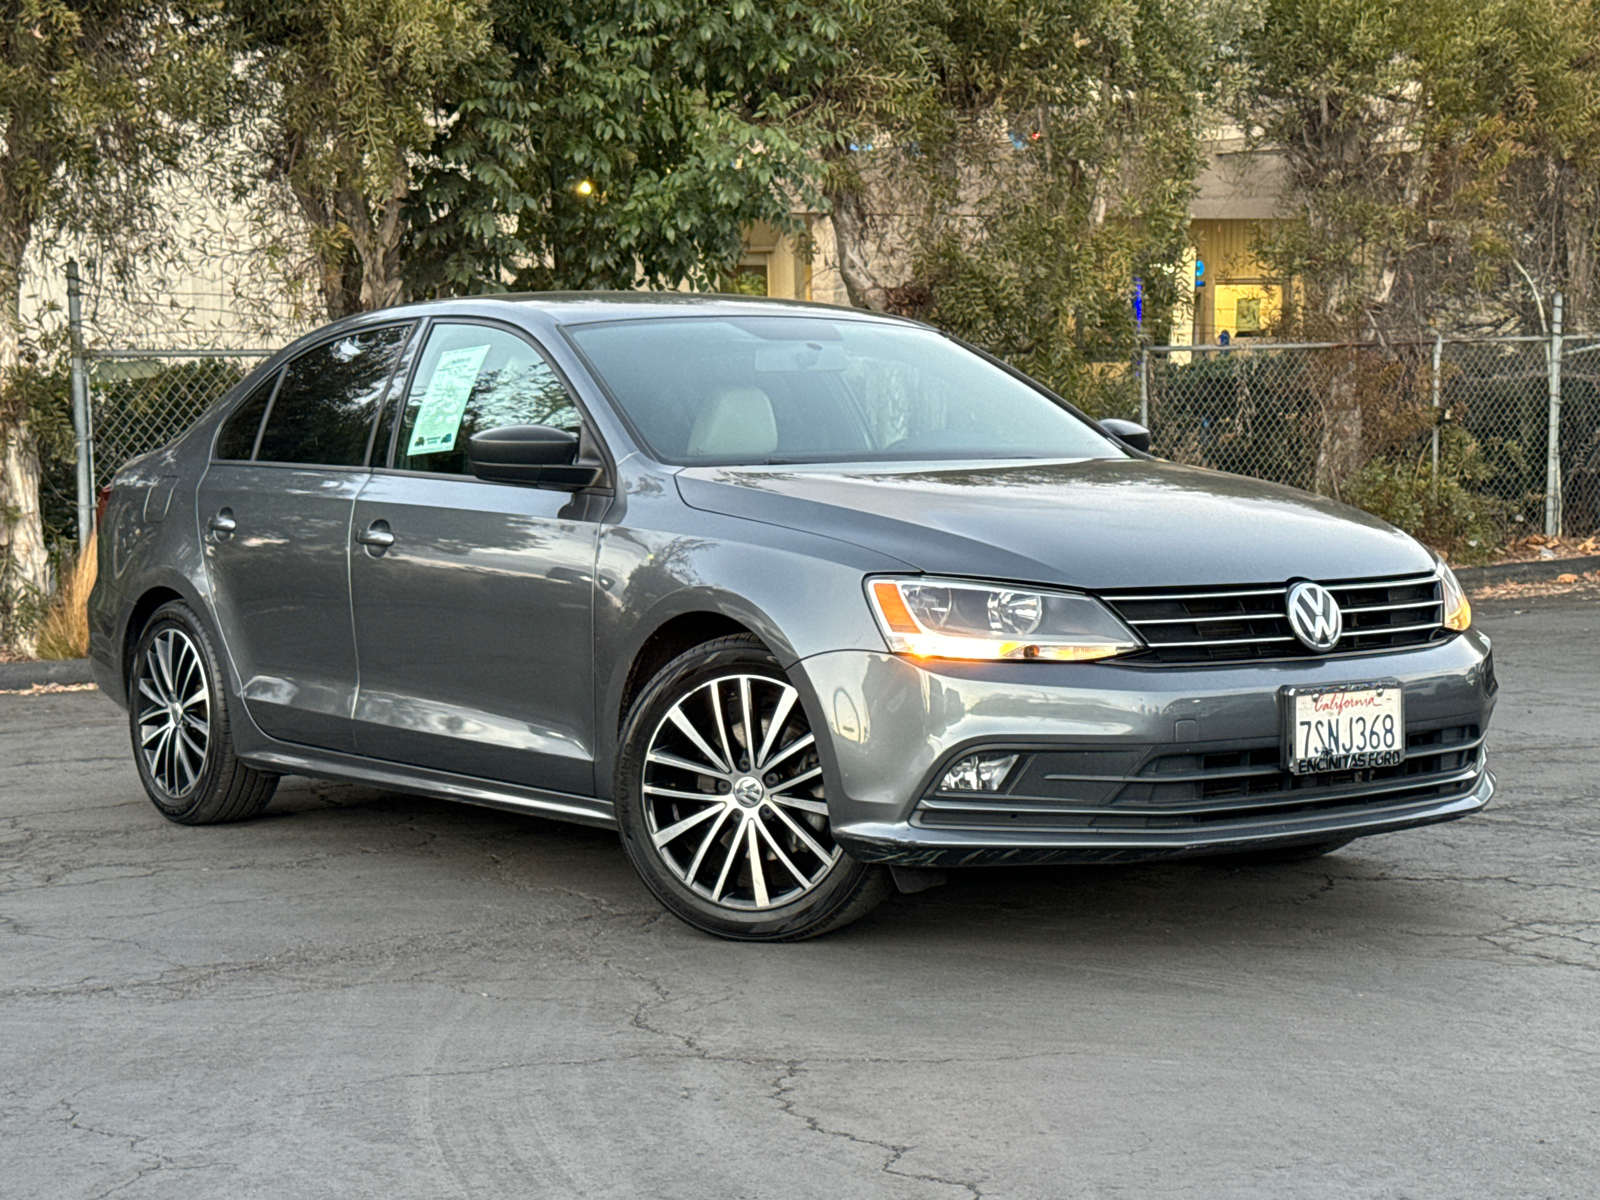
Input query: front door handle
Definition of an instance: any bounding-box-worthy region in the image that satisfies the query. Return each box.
[207,509,236,537]
[356,520,395,553]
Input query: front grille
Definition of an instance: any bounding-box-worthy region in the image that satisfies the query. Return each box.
[1101,573,1447,664]
[914,724,1483,833]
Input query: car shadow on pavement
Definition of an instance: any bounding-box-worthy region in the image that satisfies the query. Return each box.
[255,774,1467,954]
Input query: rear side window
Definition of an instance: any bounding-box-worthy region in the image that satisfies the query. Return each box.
[255,325,410,466]
[392,323,581,476]
[214,369,280,460]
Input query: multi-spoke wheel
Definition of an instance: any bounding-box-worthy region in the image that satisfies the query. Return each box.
[615,635,889,940]
[134,627,211,799]
[128,601,278,824]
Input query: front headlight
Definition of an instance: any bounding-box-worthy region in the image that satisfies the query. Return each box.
[1439,561,1472,631]
[866,577,1142,662]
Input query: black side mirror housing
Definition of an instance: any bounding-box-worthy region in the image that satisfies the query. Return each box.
[468,425,605,490]
[1099,418,1152,454]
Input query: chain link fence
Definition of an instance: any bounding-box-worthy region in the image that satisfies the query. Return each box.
[66,308,1600,560]
[1140,334,1600,553]
[87,351,275,491]
[52,260,300,551]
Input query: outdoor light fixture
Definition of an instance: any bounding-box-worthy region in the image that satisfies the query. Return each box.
[939,752,1019,792]
[575,179,595,196]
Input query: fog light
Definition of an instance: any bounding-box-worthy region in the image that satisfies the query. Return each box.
[939,752,1018,792]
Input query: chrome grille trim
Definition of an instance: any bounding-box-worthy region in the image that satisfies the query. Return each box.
[1101,572,1448,665]
[917,763,1485,819]
[1143,634,1299,648]
[913,724,1485,832]
[1108,586,1287,602]
[1335,599,1445,615]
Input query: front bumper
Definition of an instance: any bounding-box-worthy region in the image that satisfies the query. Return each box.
[795,631,1497,867]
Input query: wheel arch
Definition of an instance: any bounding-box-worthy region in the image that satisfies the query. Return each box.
[616,611,756,735]
[597,590,802,798]
[115,573,225,700]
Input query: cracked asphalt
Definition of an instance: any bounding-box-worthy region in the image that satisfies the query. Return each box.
[3,594,1598,1200]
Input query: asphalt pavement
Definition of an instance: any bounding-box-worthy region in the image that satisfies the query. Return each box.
[3,594,1597,1199]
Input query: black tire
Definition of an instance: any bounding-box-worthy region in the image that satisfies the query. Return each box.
[128,601,278,825]
[1222,837,1356,865]
[614,634,890,941]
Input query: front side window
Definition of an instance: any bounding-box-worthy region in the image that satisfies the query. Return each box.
[393,323,581,475]
[254,325,410,466]
[565,316,1125,466]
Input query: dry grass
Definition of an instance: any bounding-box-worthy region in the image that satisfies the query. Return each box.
[35,543,98,661]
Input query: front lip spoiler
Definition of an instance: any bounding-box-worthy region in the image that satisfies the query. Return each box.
[833,770,1495,868]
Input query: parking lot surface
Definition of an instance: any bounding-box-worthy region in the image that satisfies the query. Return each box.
[3,595,1597,1199]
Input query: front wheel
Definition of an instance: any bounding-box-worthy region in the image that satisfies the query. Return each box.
[613,635,889,941]
[129,601,278,825]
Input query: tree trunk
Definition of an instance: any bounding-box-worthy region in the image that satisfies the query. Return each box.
[288,175,361,321]
[1313,351,1364,500]
[826,187,892,312]
[0,220,53,654]
[342,167,409,312]
[1563,188,1593,335]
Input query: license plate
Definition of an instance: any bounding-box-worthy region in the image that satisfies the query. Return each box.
[1281,682,1405,775]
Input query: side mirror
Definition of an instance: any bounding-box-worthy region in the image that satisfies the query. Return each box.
[468,425,604,490]
[1099,418,1152,454]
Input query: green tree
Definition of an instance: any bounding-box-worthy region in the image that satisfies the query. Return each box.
[1236,0,1600,495]
[1240,0,1600,336]
[813,0,1208,404]
[231,0,493,319]
[1,0,226,647]
[405,0,851,296]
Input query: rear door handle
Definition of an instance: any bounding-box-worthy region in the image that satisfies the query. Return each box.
[356,520,395,552]
[207,509,236,536]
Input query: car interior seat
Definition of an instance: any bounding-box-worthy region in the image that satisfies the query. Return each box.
[687,386,779,460]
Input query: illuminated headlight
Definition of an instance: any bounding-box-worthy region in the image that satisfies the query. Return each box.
[866,577,1142,662]
[939,752,1019,792]
[1439,562,1472,631]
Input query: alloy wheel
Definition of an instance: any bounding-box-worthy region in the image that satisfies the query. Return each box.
[134,627,211,799]
[641,673,840,910]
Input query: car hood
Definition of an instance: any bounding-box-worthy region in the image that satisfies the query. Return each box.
[674,458,1434,590]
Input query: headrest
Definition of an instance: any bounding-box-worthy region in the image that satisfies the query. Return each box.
[687,386,778,459]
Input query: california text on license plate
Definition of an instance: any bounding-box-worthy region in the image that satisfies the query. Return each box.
[1280,682,1405,775]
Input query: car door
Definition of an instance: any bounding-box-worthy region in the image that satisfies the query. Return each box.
[197,324,412,753]
[347,320,605,794]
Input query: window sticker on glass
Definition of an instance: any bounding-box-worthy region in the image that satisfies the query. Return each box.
[407,344,491,455]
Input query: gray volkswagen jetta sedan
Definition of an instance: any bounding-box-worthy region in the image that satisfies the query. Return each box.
[89,293,1496,940]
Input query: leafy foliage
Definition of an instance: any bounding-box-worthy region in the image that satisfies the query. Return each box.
[2,0,231,648]
[230,0,495,316]
[1238,0,1600,336]
[811,0,1209,401]
[1344,427,1508,563]
[406,0,852,295]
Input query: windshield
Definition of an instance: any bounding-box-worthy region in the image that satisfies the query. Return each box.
[564,315,1125,466]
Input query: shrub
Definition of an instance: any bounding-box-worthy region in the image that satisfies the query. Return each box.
[1343,427,1508,563]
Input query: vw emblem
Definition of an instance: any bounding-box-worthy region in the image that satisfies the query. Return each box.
[733,776,765,808]
[1286,581,1342,651]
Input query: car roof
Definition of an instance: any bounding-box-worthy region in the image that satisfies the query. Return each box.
[367,291,927,329]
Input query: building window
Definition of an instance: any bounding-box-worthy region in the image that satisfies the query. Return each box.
[728,265,769,296]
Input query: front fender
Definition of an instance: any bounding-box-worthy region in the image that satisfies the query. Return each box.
[590,496,908,798]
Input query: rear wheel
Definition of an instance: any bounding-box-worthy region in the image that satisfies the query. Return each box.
[129,601,278,825]
[614,635,889,941]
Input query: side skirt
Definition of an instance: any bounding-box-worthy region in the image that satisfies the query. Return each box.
[243,746,617,830]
